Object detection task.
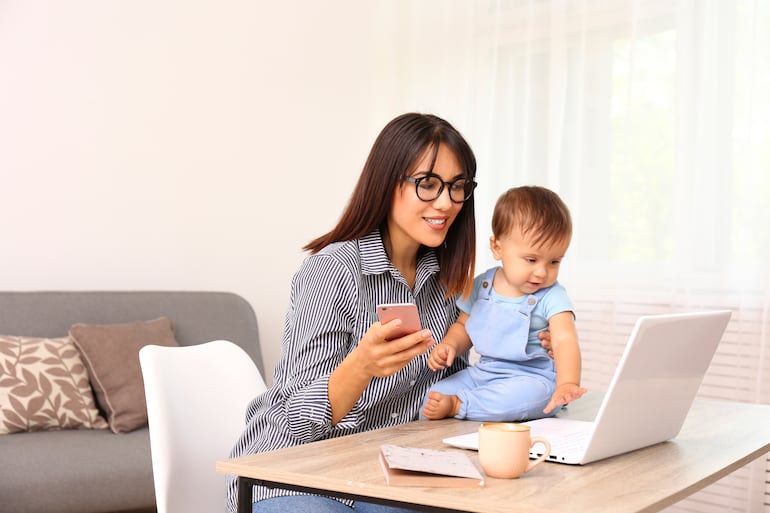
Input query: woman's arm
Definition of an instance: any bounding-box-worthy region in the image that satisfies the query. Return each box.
[280,253,435,437]
[329,323,434,424]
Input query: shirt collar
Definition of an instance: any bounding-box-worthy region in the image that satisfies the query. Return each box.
[359,229,441,284]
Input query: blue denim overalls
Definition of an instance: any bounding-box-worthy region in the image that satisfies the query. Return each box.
[426,268,557,421]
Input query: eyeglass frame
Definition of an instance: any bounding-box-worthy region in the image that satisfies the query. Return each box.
[402,173,478,204]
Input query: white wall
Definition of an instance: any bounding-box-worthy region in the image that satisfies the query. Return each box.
[0,1,408,379]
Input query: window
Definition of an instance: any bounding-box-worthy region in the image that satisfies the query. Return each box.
[380,0,770,510]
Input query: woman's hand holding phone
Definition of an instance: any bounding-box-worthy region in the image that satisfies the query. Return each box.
[350,303,432,378]
[376,303,423,339]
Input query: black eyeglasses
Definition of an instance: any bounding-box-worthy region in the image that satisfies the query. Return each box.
[403,174,477,204]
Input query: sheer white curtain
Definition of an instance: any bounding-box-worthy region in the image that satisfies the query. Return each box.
[380,0,770,510]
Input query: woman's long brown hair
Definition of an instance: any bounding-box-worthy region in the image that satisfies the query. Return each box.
[304,113,477,298]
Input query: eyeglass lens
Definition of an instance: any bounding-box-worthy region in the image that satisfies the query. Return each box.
[415,175,475,203]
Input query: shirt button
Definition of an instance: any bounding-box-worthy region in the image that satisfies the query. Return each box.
[391,412,400,419]
[409,380,416,386]
[528,297,536,305]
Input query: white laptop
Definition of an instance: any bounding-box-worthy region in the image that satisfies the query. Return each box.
[442,310,732,465]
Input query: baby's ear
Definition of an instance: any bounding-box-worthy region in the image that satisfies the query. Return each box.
[489,236,502,260]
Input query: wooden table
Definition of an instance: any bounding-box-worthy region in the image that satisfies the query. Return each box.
[216,393,770,513]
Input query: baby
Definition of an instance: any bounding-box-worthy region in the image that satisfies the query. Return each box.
[423,185,586,421]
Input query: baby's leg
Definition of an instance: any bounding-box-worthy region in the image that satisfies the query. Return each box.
[460,374,553,422]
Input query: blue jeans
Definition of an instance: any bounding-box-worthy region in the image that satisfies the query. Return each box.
[252,495,421,513]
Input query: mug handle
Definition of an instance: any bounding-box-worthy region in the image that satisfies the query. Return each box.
[525,436,551,473]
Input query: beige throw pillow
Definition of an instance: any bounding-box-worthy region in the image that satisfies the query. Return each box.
[69,317,179,433]
[0,336,108,434]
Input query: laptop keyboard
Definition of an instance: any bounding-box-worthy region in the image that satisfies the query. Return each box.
[525,418,595,461]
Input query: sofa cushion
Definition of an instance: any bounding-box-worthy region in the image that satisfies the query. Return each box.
[0,335,108,434]
[0,427,156,513]
[69,317,179,433]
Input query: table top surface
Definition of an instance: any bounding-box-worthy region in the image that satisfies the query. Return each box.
[217,393,770,513]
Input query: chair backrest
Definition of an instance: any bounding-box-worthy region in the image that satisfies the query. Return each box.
[139,340,266,513]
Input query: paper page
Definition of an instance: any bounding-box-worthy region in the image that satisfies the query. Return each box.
[380,444,483,479]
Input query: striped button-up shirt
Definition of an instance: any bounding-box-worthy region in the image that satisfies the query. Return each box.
[227,229,467,510]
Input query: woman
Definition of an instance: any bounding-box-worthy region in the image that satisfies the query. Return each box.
[227,112,478,513]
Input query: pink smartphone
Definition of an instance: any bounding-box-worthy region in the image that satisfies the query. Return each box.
[376,303,422,339]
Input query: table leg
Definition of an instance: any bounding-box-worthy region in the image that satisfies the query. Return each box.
[237,476,256,513]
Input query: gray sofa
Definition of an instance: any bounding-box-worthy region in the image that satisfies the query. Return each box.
[0,291,264,513]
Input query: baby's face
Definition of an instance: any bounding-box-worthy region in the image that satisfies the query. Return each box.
[489,229,570,297]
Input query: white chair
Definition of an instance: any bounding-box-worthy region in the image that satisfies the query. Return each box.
[139,340,266,513]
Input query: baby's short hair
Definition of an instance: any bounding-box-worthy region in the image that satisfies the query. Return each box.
[491,186,572,248]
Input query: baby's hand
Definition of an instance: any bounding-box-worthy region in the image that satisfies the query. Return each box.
[427,343,456,372]
[543,383,587,414]
[539,330,554,358]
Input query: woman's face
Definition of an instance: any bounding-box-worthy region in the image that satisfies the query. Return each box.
[387,143,465,257]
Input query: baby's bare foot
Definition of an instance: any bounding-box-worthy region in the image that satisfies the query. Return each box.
[423,391,461,420]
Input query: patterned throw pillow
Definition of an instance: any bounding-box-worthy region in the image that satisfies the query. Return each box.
[0,336,108,434]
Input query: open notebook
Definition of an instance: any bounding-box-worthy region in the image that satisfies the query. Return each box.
[443,310,732,464]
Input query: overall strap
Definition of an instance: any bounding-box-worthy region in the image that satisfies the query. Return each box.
[476,267,498,300]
